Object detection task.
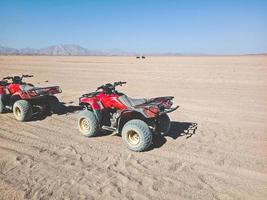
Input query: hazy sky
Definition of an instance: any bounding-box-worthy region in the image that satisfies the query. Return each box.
[0,0,266,54]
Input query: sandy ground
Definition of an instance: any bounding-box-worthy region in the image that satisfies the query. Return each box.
[0,55,266,200]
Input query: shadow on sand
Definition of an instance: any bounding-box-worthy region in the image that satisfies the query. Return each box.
[149,121,198,151]
[168,121,198,139]
[31,102,83,121]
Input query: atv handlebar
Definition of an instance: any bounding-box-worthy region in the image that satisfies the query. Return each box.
[114,81,126,86]
[96,81,127,93]
[2,74,33,81]
[2,74,34,84]
[22,74,33,78]
[3,76,13,80]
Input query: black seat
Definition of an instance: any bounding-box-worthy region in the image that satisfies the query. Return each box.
[119,95,147,107]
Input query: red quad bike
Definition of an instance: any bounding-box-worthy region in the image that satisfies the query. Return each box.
[0,75,62,121]
[78,81,179,152]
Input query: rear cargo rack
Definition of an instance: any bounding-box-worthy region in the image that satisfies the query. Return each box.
[159,105,179,115]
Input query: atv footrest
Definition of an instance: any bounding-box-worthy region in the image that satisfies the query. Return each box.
[102,125,117,132]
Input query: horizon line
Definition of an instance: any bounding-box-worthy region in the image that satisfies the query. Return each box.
[0,44,266,56]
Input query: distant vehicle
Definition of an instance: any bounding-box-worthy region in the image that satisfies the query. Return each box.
[0,75,62,121]
[78,81,178,152]
[136,56,140,59]
[142,56,146,59]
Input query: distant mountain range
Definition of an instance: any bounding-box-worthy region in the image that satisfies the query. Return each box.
[0,44,135,56]
[1,44,266,56]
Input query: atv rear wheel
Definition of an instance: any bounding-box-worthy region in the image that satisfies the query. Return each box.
[48,96,61,114]
[122,119,152,152]
[13,100,32,121]
[78,110,98,137]
[158,114,171,136]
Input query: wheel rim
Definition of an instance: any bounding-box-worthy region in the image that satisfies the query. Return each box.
[127,130,140,145]
[15,107,21,117]
[79,118,90,132]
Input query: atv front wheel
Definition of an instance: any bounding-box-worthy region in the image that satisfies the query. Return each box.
[13,100,32,121]
[78,110,98,137]
[158,114,171,136]
[0,96,4,113]
[48,96,61,114]
[122,119,152,152]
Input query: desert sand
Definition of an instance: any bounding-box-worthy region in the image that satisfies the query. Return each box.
[0,55,266,200]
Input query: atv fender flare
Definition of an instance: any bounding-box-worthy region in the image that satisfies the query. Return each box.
[117,109,147,133]
[79,99,101,110]
[79,102,91,109]
[80,103,102,125]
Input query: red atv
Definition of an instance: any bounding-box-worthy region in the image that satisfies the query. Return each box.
[0,75,62,121]
[78,81,178,152]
